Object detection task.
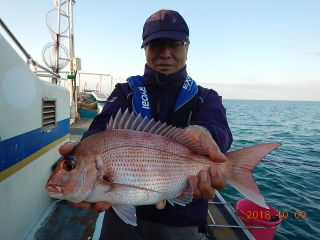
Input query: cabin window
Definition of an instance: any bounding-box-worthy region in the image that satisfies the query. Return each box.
[42,98,57,132]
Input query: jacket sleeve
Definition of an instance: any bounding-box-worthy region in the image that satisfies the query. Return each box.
[190,86,233,153]
[81,83,132,140]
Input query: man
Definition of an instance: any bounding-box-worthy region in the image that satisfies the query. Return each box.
[60,9,232,240]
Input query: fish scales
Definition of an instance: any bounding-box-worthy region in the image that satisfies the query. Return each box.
[83,129,214,205]
[46,108,282,226]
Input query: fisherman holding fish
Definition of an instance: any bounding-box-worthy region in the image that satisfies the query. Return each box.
[57,9,233,240]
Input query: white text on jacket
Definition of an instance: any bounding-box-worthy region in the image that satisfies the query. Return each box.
[138,87,150,109]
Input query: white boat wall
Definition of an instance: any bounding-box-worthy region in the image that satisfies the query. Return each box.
[0,32,70,240]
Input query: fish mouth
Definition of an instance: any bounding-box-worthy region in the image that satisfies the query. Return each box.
[45,184,62,194]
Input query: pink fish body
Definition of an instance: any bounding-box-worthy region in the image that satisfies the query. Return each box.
[46,109,281,225]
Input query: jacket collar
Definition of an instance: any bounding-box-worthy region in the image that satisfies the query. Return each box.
[143,64,188,90]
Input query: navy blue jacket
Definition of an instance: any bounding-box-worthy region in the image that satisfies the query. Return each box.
[82,64,233,227]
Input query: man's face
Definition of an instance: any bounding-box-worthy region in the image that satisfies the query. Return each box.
[144,38,188,75]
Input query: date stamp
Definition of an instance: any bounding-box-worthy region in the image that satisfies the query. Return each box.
[247,211,306,220]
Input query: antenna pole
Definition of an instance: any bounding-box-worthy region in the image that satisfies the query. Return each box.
[56,0,61,81]
[66,0,77,120]
[70,0,75,62]
[66,0,73,102]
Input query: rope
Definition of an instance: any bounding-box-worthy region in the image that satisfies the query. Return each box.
[261,159,320,167]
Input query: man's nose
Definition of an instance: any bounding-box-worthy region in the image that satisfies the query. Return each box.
[159,45,171,58]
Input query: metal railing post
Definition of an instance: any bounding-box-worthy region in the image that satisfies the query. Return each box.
[78,73,81,92]
[100,74,102,92]
[110,76,113,94]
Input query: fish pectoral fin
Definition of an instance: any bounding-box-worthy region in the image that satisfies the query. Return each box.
[168,179,194,206]
[101,179,160,193]
[112,204,137,226]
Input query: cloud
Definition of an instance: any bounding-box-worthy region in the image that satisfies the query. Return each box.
[199,80,320,101]
[302,52,320,56]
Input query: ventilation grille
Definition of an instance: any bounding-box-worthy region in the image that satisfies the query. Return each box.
[42,98,56,132]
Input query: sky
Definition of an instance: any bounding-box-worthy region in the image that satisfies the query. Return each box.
[1,0,319,101]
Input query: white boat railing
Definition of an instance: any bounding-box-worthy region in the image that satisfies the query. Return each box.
[207,192,256,240]
[0,17,61,79]
[38,71,126,95]
[78,72,110,93]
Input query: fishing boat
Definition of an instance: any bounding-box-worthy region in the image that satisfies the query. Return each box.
[0,2,281,240]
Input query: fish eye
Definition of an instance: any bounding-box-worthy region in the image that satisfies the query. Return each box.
[63,158,77,171]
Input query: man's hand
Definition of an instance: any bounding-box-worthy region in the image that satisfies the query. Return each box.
[190,167,226,199]
[185,125,227,199]
[67,201,111,213]
[58,141,80,155]
[185,125,226,163]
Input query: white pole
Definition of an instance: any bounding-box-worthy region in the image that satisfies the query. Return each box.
[110,76,113,94]
[66,0,74,121]
[56,0,61,76]
[70,0,77,120]
[66,0,73,100]
[69,0,75,62]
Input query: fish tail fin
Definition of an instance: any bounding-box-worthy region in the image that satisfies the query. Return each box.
[224,143,281,208]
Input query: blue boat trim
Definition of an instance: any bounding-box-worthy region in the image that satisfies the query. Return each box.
[0,118,70,173]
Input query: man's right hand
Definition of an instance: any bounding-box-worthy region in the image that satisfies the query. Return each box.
[59,141,80,155]
[59,142,111,213]
[67,201,111,213]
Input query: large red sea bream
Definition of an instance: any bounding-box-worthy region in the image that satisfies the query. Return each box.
[46,109,281,226]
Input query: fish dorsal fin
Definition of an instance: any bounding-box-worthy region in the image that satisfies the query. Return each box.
[154,123,168,135]
[148,121,163,134]
[118,109,130,129]
[109,109,173,134]
[108,109,208,155]
[130,113,143,130]
[112,108,123,129]
[106,115,113,130]
[123,111,137,129]
[136,116,150,131]
[141,118,156,132]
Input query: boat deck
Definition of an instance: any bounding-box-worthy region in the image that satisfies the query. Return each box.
[28,193,254,240]
[32,201,103,240]
[70,118,94,142]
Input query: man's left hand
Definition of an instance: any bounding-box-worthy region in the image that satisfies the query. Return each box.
[185,125,227,199]
[185,125,226,163]
[191,167,226,199]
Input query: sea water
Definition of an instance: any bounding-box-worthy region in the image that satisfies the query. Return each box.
[220,99,320,240]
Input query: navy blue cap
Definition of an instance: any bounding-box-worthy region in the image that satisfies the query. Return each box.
[141,9,189,48]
